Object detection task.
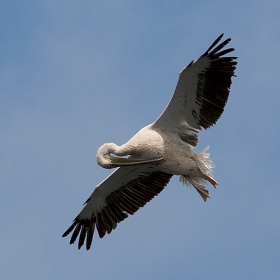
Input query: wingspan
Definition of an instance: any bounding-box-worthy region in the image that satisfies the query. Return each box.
[62,166,172,250]
[154,33,237,131]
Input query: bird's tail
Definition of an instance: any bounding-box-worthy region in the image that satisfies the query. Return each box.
[180,146,217,201]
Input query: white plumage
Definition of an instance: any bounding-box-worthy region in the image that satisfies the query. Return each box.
[62,34,237,250]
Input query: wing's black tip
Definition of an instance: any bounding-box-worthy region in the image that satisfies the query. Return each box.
[204,33,224,54]
[86,222,95,250]
[70,223,81,244]
[202,34,234,58]
[78,225,87,249]
[62,219,78,237]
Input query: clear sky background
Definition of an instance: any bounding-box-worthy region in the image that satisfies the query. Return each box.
[1,1,280,279]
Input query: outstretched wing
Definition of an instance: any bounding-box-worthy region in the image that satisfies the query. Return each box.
[62,166,172,250]
[153,34,237,133]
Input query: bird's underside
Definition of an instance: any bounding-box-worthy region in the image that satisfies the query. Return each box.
[62,33,237,250]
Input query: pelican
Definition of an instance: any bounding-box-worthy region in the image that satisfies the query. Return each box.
[62,34,237,250]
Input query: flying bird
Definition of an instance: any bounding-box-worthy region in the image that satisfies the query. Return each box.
[62,34,237,250]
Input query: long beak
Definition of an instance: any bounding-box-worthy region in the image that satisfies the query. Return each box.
[105,154,164,167]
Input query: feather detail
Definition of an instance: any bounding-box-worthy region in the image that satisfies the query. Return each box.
[180,146,217,201]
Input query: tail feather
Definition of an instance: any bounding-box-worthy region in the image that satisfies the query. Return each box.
[194,185,210,202]
[180,146,217,201]
[180,175,210,202]
[196,146,216,180]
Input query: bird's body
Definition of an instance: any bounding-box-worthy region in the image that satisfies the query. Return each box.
[62,34,237,250]
[102,124,202,176]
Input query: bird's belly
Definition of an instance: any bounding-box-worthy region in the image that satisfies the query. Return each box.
[159,153,197,175]
[157,142,198,175]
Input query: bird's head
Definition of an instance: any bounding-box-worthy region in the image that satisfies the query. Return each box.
[96,143,119,169]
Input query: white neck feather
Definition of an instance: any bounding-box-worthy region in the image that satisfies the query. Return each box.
[96,143,119,168]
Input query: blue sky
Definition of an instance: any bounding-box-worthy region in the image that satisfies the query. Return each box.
[1,1,280,279]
